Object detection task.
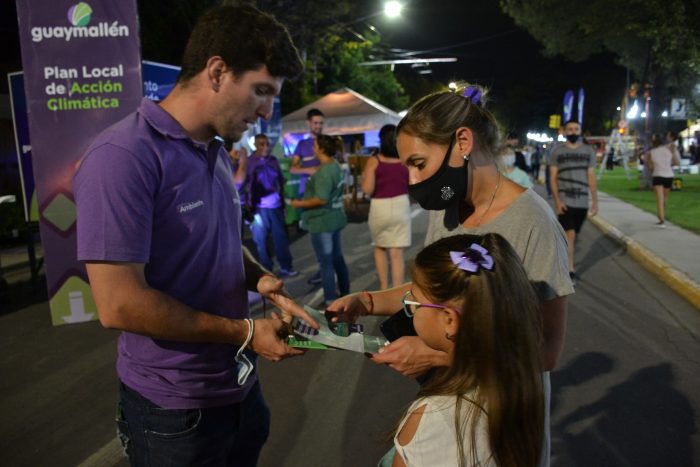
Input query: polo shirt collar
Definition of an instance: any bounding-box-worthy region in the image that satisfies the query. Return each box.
[138,97,224,155]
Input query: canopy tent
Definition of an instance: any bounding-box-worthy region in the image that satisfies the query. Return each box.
[281,88,401,135]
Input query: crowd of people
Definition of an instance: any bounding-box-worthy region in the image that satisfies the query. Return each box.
[70,4,642,467]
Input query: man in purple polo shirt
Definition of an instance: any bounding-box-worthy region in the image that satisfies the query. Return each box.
[74,5,317,466]
[290,108,324,195]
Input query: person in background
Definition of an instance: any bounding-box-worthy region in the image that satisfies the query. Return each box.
[645,132,680,227]
[379,233,544,467]
[500,146,533,189]
[507,132,529,173]
[290,135,349,307]
[74,6,317,466]
[291,108,324,284]
[243,133,298,276]
[229,142,248,190]
[549,119,598,283]
[330,83,572,467]
[361,124,411,290]
[531,145,542,182]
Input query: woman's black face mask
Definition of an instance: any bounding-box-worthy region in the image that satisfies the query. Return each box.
[407,136,468,211]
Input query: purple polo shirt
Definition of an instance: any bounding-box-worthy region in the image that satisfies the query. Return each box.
[74,98,252,409]
[246,152,283,209]
[293,137,320,195]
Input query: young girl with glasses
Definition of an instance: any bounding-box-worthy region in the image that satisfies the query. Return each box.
[380,232,544,467]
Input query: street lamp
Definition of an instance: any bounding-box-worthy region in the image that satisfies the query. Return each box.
[384,1,403,18]
[626,101,639,119]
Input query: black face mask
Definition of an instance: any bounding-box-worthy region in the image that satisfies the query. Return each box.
[566,134,580,144]
[408,137,468,211]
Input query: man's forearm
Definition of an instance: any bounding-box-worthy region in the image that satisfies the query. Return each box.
[243,246,272,291]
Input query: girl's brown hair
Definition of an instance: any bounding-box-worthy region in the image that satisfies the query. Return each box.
[396,82,501,159]
[411,233,544,467]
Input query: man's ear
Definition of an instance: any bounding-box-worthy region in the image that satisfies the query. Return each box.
[205,56,226,92]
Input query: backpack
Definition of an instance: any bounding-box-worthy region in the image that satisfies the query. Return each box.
[250,157,282,206]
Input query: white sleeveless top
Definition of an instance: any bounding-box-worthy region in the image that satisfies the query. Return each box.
[650,146,675,178]
[394,395,495,467]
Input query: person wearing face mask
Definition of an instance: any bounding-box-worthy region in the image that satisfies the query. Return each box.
[500,146,533,188]
[329,83,572,467]
[549,119,598,283]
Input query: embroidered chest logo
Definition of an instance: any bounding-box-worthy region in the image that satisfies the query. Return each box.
[177,200,204,214]
[441,186,454,200]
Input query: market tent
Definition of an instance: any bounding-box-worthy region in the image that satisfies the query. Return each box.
[281,88,401,135]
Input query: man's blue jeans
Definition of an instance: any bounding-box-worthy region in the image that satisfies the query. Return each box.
[116,378,270,467]
[310,228,350,303]
[250,207,293,271]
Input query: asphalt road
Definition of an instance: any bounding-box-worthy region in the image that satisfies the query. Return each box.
[1,193,698,467]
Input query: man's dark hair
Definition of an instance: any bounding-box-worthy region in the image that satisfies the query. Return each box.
[178,5,303,83]
[307,108,325,120]
[254,133,269,141]
[563,119,580,127]
[506,132,518,140]
[379,124,399,158]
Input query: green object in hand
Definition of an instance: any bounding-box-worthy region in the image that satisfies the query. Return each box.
[287,336,331,350]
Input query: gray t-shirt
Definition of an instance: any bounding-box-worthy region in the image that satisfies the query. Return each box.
[425,189,574,302]
[550,143,596,209]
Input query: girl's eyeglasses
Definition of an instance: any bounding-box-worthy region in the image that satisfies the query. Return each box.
[402,290,458,318]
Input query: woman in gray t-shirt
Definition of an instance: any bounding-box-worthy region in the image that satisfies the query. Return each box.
[329,83,573,466]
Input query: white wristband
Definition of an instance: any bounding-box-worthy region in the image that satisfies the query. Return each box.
[238,318,255,355]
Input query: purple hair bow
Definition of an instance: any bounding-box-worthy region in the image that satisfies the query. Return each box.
[462,86,482,105]
[449,243,494,273]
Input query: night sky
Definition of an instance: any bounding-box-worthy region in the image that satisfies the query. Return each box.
[0,0,628,135]
[357,0,628,135]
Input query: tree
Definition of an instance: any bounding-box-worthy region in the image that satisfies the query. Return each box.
[500,0,700,117]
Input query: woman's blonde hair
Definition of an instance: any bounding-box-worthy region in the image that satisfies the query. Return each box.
[411,233,544,467]
[396,82,501,159]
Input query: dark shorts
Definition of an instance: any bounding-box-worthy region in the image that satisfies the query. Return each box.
[558,206,588,233]
[652,177,673,189]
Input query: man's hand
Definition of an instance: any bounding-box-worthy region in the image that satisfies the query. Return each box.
[555,201,566,215]
[249,313,304,361]
[589,200,598,217]
[257,275,319,329]
[326,292,369,323]
[370,336,449,379]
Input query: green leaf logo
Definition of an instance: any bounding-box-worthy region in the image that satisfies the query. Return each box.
[67,2,92,27]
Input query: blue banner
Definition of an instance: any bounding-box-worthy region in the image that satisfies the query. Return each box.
[142,60,180,102]
[8,72,36,222]
[563,90,574,123]
[577,88,585,126]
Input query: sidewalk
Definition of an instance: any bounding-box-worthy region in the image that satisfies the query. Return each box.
[588,191,700,309]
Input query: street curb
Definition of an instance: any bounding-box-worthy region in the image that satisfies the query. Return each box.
[589,215,700,310]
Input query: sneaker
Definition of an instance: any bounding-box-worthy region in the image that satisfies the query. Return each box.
[307,271,322,285]
[279,268,300,277]
[655,221,666,228]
